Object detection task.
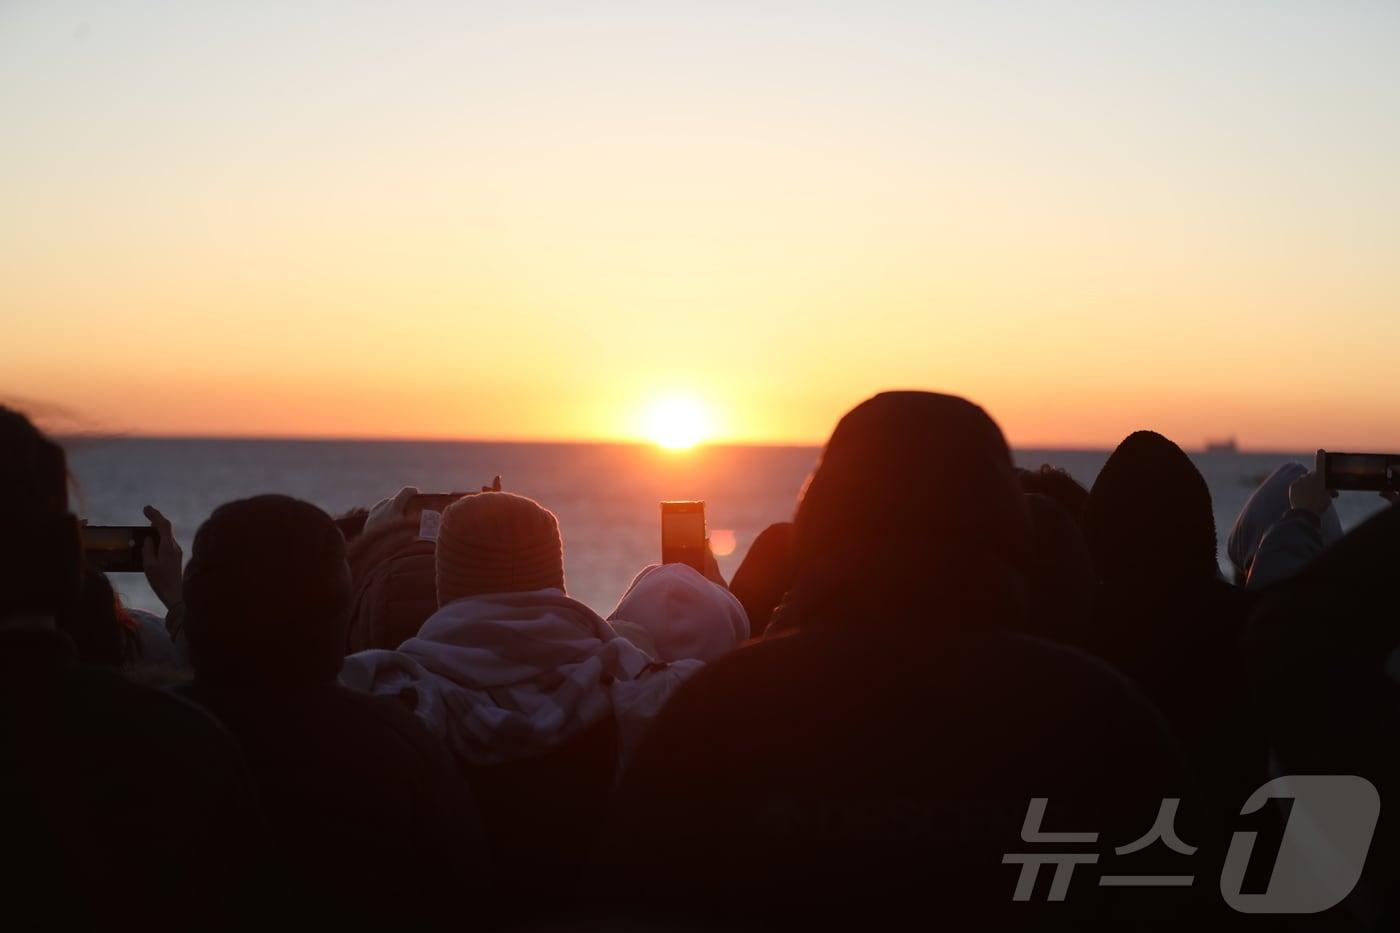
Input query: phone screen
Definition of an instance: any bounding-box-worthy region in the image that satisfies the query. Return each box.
[1324,452,1400,491]
[81,525,154,573]
[661,501,707,572]
[406,493,469,517]
[662,510,706,548]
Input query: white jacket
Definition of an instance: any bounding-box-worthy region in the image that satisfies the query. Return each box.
[340,588,699,766]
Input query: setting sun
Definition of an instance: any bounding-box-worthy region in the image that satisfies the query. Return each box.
[643,397,712,450]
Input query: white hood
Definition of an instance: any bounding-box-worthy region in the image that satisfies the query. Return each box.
[608,563,749,663]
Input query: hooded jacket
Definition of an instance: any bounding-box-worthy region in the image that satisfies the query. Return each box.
[591,394,1202,928]
[1085,431,1263,823]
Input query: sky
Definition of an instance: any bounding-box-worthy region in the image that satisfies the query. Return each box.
[2,0,1398,449]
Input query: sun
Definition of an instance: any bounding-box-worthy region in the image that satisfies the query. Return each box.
[643,396,711,450]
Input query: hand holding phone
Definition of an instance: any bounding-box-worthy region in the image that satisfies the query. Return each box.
[406,475,504,517]
[141,505,184,608]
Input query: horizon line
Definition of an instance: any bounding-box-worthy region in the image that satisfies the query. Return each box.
[53,430,1322,456]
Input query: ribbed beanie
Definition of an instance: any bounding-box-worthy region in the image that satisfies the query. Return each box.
[436,491,565,604]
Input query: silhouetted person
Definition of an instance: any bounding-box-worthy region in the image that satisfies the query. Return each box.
[345,511,437,651]
[1247,505,1400,930]
[342,491,690,920]
[342,484,500,653]
[1017,463,1091,523]
[726,521,793,639]
[179,494,488,925]
[0,406,272,930]
[1084,430,1263,822]
[55,568,141,669]
[592,393,1203,929]
[1021,492,1095,647]
[1227,462,1342,589]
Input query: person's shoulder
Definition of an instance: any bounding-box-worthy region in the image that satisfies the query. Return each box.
[679,631,809,686]
[642,631,836,730]
[61,669,247,768]
[327,683,446,752]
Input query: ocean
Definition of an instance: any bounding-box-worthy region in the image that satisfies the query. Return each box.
[64,438,1389,617]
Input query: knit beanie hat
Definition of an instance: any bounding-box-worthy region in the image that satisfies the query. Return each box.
[436,492,565,605]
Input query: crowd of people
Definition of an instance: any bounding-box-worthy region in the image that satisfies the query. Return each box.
[2,392,1397,931]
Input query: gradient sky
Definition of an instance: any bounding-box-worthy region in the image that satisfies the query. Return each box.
[3,1,1398,448]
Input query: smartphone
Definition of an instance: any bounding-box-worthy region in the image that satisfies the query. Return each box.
[1320,451,1400,492]
[406,493,473,517]
[81,525,156,573]
[405,476,504,517]
[661,500,707,573]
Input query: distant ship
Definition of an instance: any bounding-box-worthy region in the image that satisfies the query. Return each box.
[1204,437,1239,455]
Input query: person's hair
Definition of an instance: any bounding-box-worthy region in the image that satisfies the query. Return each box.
[56,569,141,668]
[333,507,370,542]
[1016,465,1090,524]
[183,495,352,686]
[0,405,81,619]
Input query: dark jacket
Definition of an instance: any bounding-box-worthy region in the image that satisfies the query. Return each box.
[1084,431,1265,823]
[1023,492,1095,648]
[346,517,438,651]
[594,623,1201,929]
[1247,506,1400,930]
[463,717,618,915]
[1089,577,1259,822]
[181,680,489,925]
[1,628,273,931]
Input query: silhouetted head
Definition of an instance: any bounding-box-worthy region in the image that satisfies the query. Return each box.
[1016,465,1090,524]
[435,491,565,605]
[183,495,351,686]
[727,521,794,639]
[786,391,1031,629]
[1085,431,1218,586]
[56,569,140,668]
[1022,493,1094,646]
[0,405,81,620]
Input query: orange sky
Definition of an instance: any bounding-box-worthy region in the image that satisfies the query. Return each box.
[3,2,1398,450]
